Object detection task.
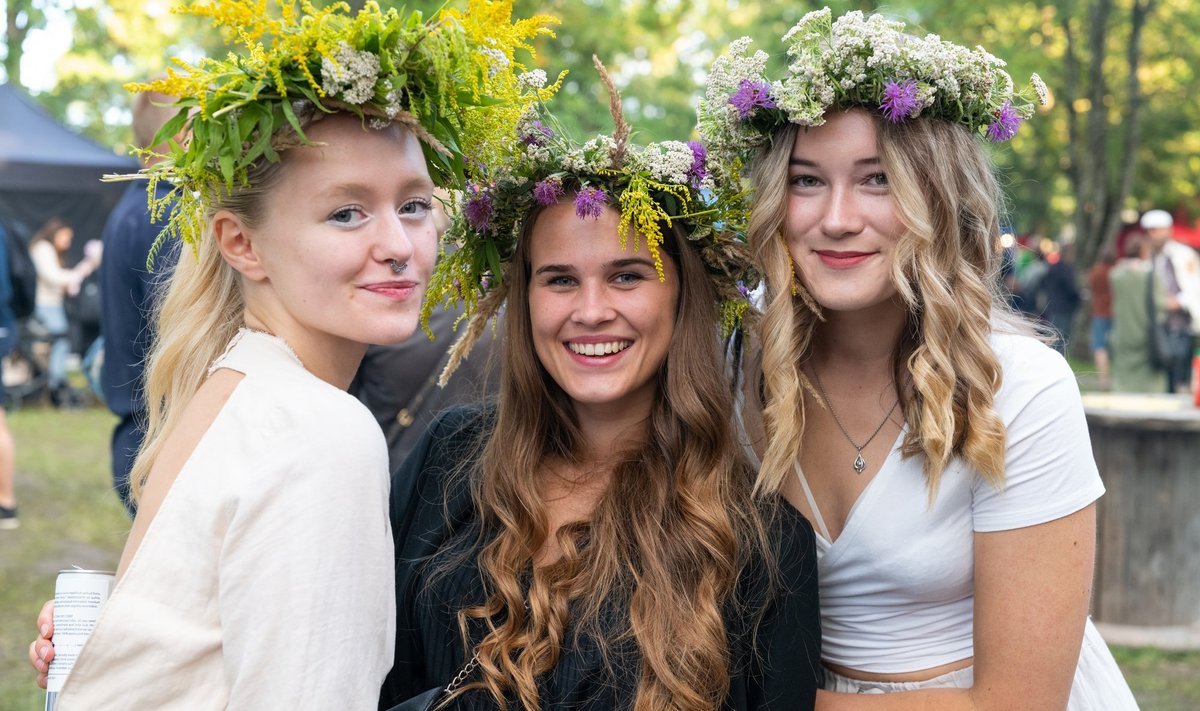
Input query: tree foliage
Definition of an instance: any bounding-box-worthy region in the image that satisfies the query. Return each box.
[2,0,1197,264]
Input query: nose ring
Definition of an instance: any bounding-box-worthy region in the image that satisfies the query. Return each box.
[389,259,408,274]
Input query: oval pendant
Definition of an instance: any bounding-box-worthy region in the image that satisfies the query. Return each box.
[853,454,866,474]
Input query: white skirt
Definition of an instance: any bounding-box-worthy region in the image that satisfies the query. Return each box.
[823,619,1139,710]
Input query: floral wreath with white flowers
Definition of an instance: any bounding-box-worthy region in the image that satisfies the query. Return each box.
[111,0,561,265]
[424,57,759,384]
[697,8,1049,181]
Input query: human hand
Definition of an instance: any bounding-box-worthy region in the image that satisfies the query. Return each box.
[28,600,55,689]
[83,239,103,264]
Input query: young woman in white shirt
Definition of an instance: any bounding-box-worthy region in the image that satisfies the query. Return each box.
[26,2,550,707]
[700,9,1137,709]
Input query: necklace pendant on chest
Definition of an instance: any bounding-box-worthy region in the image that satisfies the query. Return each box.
[853,454,866,474]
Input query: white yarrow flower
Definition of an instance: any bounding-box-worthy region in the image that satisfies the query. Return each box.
[321,42,380,105]
[518,70,547,90]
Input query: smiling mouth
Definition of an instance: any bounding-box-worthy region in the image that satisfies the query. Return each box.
[567,340,632,356]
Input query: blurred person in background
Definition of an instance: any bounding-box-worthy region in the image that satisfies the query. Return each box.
[1142,209,1200,393]
[0,218,19,529]
[1109,233,1166,393]
[1087,245,1118,390]
[1040,242,1082,356]
[29,218,101,407]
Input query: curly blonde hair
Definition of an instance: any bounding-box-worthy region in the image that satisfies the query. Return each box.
[442,213,773,710]
[751,110,1030,501]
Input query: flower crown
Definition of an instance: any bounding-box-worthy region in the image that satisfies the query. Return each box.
[698,8,1048,173]
[425,58,758,384]
[114,0,560,264]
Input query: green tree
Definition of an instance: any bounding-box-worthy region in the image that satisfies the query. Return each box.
[2,0,51,88]
[36,0,219,153]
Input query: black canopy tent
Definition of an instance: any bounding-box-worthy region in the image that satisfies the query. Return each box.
[0,82,138,250]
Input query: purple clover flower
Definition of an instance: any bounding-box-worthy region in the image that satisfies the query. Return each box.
[574,186,608,220]
[533,177,564,206]
[687,140,708,188]
[727,79,776,120]
[879,79,919,123]
[463,184,494,232]
[986,101,1022,142]
[521,120,553,147]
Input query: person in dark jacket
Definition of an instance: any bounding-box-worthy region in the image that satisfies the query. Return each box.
[1040,242,1083,355]
[97,88,181,515]
[0,220,19,529]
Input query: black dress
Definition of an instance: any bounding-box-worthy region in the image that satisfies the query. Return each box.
[379,406,821,710]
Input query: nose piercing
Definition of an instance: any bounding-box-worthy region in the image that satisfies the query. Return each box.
[389,259,408,274]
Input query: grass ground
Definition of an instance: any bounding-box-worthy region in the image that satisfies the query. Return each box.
[1,400,1197,709]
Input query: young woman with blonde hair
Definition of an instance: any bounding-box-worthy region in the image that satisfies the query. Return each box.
[27,1,553,707]
[700,10,1136,709]
[380,65,821,711]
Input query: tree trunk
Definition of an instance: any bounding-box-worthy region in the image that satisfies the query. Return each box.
[1060,0,1156,273]
[4,1,26,88]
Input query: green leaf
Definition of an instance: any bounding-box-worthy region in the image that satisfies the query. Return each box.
[218,151,235,188]
[485,241,503,283]
[150,109,190,153]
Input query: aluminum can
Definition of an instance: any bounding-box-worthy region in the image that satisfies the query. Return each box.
[44,569,115,711]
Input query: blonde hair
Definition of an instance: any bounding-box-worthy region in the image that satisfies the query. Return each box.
[443,214,773,710]
[752,111,1029,500]
[128,122,305,502]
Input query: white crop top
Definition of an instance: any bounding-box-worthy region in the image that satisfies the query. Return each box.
[795,332,1105,673]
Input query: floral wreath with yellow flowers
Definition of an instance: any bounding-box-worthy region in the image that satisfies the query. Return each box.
[698,8,1049,181]
[424,58,758,384]
[112,0,561,265]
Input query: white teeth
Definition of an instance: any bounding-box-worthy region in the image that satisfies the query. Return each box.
[568,340,631,356]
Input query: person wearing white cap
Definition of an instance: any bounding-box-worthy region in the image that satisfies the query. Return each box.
[1140,209,1200,392]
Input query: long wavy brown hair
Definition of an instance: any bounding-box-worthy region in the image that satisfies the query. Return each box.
[448,212,774,710]
[750,110,1034,501]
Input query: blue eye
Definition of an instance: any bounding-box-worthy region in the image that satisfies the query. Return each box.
[614,272,644,285]
[398,199,432,216]
[328,206,366,226]
[866,172,889,186]
[789,174,821,188]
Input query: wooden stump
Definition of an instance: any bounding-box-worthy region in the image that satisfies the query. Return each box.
[1083,393,1200,648]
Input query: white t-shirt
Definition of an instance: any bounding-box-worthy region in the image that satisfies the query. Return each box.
[806,332,1105,673]
[57,330,395,710]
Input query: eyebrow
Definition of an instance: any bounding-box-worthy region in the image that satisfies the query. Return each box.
[318,179,434,200]
[533,257,658,276]
[789,156,882,167]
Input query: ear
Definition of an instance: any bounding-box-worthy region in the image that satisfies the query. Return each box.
[212,210,268,282]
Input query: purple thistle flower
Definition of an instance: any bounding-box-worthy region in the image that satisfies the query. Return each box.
[574,187,608,220]
[463,184,494,232]
[986,101,1022,142]
[879,79,919,123]
[687,140,708,187]
[533,177,564,206]
[736,281,751,297]
[521,120,553,147]
[727,79,776,120]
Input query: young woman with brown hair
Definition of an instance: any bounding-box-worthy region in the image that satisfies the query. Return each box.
[380,66,821,711]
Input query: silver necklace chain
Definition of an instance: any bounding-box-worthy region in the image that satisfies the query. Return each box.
[809,366,899,474]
